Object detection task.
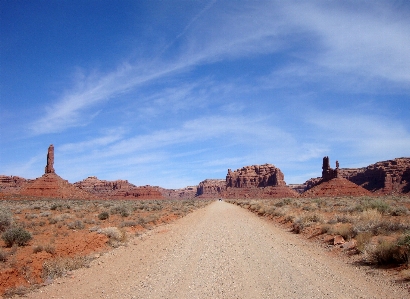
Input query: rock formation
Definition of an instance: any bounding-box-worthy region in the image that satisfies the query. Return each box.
[19,173,96,199]
[0,175,31,194]
[159,186,197,199]
[338,158,410,194]
[197,179,226,197]
[300,177,372,197]
[226,164,286,188]
[45,144,55,174]
[321,156,340,181]
[301,156,373,197]
[303,157,410,195]
[74,176,164,200]
[222,164,298,199]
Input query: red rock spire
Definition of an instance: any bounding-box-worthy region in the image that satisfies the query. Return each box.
[45,144,55,174]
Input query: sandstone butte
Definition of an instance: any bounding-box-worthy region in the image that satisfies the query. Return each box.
[303,157,410,195]
[1,144,409,199]
[198,164,299,199]
[74,176,164,200]
[300,156,372,197]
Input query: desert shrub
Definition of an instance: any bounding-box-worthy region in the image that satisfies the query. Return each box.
[3,286,32,298]
[97,227,127,247]
[39,211,52,217]
[0,210,12,232]
[369,239,408,265]
[401,269,410,281]
[110,205,130,217]
[42,256,91,279]
[33,244,44,253]
[365,199,391,215]
[25,213,38,220]
[48,218,58,224]
[391,205,409,216]
[275,198,292,207]
[67,220,85,230]
[98,211,109,220]
[0,249,7,262]
[296,213,324,228]
[2,227,32,247]
[329,223,354,240]
[320,224,331,234]
[356,232,373,253]
[120,220,138,227]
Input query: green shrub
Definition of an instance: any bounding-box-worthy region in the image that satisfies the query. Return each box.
[98,211,109,220]
[0,210,12,232]
[2,227,32,247]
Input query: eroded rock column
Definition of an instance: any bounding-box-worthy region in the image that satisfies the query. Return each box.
[45,144,55,174]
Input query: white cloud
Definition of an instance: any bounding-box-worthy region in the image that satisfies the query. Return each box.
[30,1,410,135]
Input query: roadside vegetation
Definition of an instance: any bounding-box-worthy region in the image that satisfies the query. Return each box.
[0,196,211,297]
[227,196,410,280]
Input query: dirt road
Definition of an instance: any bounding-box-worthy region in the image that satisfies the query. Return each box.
[24,201,407,299]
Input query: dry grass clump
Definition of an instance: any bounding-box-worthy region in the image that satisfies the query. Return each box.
[328,223,354,240]
[67,220,85,230]
[367,239,408,265]
[42,256,92,279]
[32,243,56,254]
[400,268,410,281]
[97,227,127,247]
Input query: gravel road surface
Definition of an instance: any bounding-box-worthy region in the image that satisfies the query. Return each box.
[24,201,408,299]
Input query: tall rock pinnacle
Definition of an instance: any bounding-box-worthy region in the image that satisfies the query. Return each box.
[45,144,55,174]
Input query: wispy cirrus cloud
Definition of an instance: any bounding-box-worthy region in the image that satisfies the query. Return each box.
[30,1,410,138]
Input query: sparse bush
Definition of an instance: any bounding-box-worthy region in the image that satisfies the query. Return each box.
[97,227,127,247]
[400,269,410,281]
[369,239,407,265]
[98,211,109,220]
[356,232,373,253]
[48,218,58,224]
[0,249,7,262]
[391,206,409,216]
[25,213,38,220]
[364,199,391,215]
[329,223,354,240]
[33,244,44,253]
[120,220,138,227]
[0,210,12,232]
[67,220,85,230]
[2,227,32,247]
[110,206,130,217]
[42,256,91,279]
[40,211,52,217]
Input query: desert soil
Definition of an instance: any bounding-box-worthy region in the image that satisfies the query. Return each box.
[22,201,408,299]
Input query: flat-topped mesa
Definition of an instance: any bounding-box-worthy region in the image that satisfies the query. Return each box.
[45,144,55,174]
[197,179,226,197]
[338,157,410,194]
[74,176,164,199]
[226,164,286,188]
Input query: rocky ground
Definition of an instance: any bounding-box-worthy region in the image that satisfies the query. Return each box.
[13,201,410,299]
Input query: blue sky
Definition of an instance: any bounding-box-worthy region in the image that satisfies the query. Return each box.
[1,1,409,189]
